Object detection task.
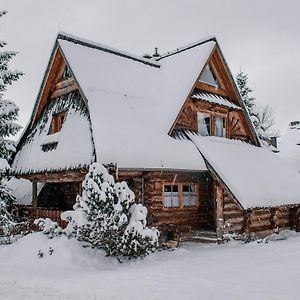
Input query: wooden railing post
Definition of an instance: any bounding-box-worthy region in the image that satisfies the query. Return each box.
[32,181,38,210]
[216,184,224,243]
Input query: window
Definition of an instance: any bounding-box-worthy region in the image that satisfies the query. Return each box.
[164,185,179,208]
[163,184,198,208]
[61,65,72,79]
[215,116,226,137]
[197,112,227,138]
[197,112,211,136]
[182,185,197,207]
[199,64,219,87]
[48,111,67,135]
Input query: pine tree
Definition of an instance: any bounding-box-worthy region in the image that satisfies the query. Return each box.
[0,10,23,234]
[62,163,159,261]
[236,71,278,145]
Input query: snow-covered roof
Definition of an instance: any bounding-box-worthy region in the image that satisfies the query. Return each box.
[189,134,300,208]
[57,34,215,170]
[0,158,10,174]
[6,178,44,206]
[192,90,241,110]
[12,106,94,174]
[278,123,300,172]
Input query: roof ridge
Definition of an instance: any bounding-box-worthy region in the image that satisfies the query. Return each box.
[157,36,217,60]
[57,32,160,68]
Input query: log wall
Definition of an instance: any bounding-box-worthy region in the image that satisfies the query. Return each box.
[221,186,300,237]
[118,171,214,231]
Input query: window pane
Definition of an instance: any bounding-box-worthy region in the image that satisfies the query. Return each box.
[164,185,179,208]
[183,184,197,207]
[199,64,219,87]
[197,112,211,136]
[172,185,178,193]
[215,116,226,137]
[182,185,190,192]
[164,185,171,193]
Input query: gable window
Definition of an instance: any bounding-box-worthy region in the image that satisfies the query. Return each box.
[61,65,72,80]
[48,111,67,135]
[197,112,211,136]
[163,184,198,208]
[199,64,219,88]
[215,116,226,137]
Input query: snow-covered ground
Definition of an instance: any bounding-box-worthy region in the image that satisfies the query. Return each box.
[0,232,300,300]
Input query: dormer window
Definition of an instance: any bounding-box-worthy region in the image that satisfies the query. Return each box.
[215,116,226,137]
[48,111,67,135]
[197,111,227,137]
[199,64,219,88]
[197,112,211,136]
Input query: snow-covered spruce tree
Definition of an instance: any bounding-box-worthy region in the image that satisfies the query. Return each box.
[235,71,278,145]
[61,163,159,261]
[0,10,23,235]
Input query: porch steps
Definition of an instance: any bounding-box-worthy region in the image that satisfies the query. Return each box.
[181,230,218,244]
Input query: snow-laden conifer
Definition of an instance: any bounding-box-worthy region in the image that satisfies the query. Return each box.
[0,10,23,235]
[236,71,278,145]
[62,163,159,261]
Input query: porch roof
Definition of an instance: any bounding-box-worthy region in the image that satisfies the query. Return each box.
[189,134,300,209]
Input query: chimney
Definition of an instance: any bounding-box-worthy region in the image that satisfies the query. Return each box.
[152,47,160,58]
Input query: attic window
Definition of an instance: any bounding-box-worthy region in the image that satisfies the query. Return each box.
[48,111,67,135]
[199,64,219,88]
[61,65,72,79]
[197,112,211,136]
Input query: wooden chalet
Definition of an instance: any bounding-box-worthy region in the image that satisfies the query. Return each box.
[11,33,300,240]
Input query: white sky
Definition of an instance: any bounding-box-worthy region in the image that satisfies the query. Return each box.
[1,0,300,137]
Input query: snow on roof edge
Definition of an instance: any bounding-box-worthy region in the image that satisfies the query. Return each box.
[157,36,216,60]
[57,32,160,68]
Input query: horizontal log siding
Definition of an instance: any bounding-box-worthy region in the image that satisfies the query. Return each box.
[119,171,213,230]
[222,186,300,236]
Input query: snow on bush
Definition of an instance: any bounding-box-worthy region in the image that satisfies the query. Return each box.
[61,163,159,261]
[34,218,62,238]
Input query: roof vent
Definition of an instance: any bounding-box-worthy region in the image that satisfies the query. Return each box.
[152,47,160,58]
[142,53,152,59]
[290,121,300,129]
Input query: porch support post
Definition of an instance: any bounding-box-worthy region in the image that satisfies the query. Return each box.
[216,183,224,243]
[32,181,38,210]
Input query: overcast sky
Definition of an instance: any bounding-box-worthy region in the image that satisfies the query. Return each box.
[1,0,300,137]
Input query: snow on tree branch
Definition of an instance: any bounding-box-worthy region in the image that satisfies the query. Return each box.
[61,163,159,262]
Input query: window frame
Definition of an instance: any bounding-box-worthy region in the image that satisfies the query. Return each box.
[48,110,68,135]
[163,183,199,209]
[197,110,227,138]
[199,63,220,88]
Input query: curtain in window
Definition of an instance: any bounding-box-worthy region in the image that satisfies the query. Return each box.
[197,112,211,136]
[215,116,225,137]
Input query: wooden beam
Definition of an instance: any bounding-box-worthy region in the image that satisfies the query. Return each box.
[32,181,38,210]
[216,183,224,242]
[50,83,78,99]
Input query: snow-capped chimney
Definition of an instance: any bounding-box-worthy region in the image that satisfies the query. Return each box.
[152,47,160,58]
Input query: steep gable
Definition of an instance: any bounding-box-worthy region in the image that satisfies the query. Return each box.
[170,44,259,145]
[12,43,94,175]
